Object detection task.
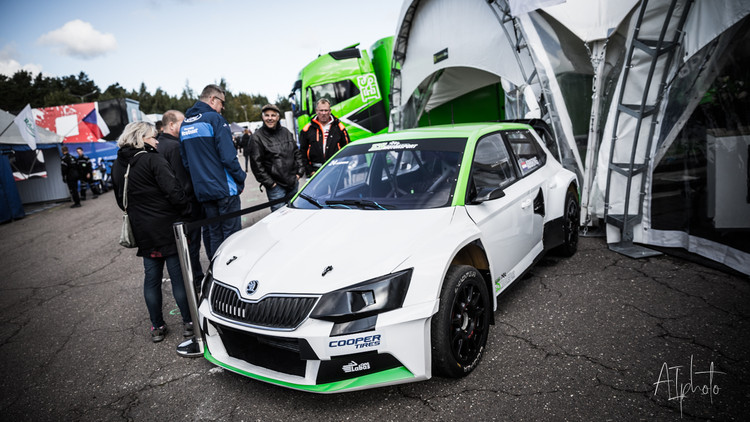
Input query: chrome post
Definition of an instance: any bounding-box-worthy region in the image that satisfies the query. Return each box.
[173,221,204,357]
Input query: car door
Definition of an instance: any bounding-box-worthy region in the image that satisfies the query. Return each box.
[465,131,544,292]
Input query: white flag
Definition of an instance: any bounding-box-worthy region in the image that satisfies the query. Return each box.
[13,104,39,150]
[95,104,110,137]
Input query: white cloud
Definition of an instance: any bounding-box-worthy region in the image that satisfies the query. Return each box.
[0,58,43,77]
[0,44,43,77]
[37,20,117,59]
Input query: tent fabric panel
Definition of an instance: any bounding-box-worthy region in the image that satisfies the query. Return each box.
[518,12,585,175]
[683,0,750,59]
[398,0,527,109]
[14,148,69,204]
[647,229,750,275]
[541,0,639,42]
[0,109,62,146]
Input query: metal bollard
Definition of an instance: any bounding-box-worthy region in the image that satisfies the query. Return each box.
[173,221,204,358]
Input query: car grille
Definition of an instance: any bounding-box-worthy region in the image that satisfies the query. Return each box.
[212,322,309,377]
[210,282,318,329]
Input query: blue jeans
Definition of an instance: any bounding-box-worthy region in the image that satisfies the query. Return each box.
[143,254,191,328]
[202,195,241,259]
[267,181,298,212]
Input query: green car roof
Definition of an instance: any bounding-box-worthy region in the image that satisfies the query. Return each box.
[350,122,533,145]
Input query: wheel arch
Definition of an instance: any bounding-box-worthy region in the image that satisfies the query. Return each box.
[449,240,495,325]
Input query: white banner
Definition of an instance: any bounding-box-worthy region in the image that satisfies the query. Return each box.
[13,104,39,150]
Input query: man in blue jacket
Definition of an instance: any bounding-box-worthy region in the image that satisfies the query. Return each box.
[180,84,246,259]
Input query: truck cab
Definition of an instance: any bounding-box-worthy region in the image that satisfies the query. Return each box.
[291,37,393,141]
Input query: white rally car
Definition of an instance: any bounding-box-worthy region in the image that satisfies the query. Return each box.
[198,122,579,393]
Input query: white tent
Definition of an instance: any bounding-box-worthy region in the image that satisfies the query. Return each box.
[391,0,584,182]
[391,0,750,274]
[0,109,63,146]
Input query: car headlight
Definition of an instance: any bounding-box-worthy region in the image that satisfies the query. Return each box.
[310,269,412,323]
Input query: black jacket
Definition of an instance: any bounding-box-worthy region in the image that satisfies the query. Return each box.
[112,144,189,257]
[298,115,350,175]
[61,152,79,181]
[158,132,202,221]
[76,153,92,180]
[249,123,305,189]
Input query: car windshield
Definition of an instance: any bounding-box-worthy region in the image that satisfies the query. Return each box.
[292,138,466,210]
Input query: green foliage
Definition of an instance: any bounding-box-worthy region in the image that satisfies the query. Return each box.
[0,70,274,123]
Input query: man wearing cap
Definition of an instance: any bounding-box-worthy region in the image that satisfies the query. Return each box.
[180,84,246,259]
[249,104,305,212]
[299,98,350,176]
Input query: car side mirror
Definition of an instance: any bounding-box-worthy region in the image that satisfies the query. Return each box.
[470,187,505,204]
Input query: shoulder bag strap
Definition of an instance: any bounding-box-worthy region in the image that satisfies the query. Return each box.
[123,150,148,211]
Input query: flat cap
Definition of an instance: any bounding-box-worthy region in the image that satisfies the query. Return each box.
[261,104,281,114]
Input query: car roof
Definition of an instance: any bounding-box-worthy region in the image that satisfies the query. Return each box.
[351,122,534,145]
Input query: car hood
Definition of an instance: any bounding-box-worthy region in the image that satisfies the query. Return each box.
[212,207,456,298]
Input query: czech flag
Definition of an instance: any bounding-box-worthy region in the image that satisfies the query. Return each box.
[82,107,110,140]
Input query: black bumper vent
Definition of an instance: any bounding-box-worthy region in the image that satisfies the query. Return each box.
[210,282,318,329]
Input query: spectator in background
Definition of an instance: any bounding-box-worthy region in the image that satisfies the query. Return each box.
[155,120,164,134]
[60,146,81,208]
[180,84,246,259]
[299,98,350,176]
[76,147,98,200]
[111,122,193,343]
[158,110,204,286]
[240,128,252,172]
[249,104,305,212]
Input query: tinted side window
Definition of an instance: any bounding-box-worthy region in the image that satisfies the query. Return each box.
[472,133,517,194]
[311,80,360,105]
[505,130,545,176]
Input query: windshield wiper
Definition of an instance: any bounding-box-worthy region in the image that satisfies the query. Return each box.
[298,193,324,208]
[325,199,392,210]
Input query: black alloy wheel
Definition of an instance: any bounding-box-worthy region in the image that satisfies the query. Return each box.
[431,265,490,378]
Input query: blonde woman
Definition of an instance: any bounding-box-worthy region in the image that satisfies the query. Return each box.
[111,121,193,343]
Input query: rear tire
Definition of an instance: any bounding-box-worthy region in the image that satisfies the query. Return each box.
[553,187,579,257]
[431,265,490,378]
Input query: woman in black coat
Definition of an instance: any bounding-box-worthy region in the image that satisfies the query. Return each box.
[111,121,193,343]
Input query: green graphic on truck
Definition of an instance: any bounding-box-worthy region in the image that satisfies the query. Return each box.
[290,37,394,141]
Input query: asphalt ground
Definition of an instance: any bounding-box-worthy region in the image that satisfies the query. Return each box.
[0,162,748,421]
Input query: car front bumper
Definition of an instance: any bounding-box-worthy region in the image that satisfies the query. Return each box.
[198,297,437,393]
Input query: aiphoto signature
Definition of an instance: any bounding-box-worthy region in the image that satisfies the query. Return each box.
[653,355,725,417]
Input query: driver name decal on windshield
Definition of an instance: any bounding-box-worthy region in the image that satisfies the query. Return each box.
[368,141,418,152]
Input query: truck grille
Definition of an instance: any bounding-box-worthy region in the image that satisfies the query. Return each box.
[210,282,318,329]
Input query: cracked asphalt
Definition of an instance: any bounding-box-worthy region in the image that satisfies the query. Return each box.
[1,176,748,421]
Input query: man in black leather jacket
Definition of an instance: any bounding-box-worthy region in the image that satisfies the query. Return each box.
[249,104,305,212]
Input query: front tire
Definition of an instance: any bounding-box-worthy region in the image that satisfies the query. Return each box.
[431,265,490,378]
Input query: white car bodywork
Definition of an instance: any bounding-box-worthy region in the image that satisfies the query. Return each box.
[197,123,578,392]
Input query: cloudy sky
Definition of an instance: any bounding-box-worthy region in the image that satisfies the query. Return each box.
[0,0,404,100]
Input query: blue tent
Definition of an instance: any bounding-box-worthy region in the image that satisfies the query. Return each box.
[0,152,25,223]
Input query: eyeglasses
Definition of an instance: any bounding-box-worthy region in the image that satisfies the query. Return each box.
[213,96,226,107]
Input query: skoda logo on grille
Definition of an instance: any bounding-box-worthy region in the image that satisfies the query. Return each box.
[246,280,259,295]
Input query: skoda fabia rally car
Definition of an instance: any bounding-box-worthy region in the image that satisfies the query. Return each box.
[197,122,579,393]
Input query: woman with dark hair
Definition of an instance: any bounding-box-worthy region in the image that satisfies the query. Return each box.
[111,121,193,343]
